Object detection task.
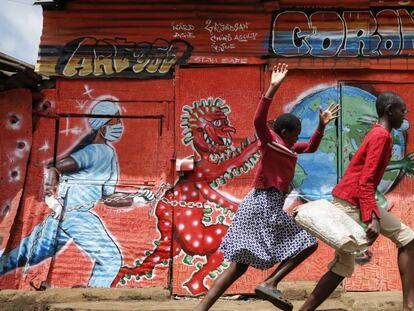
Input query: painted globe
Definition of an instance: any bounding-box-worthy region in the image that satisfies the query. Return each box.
[290,85,406,201]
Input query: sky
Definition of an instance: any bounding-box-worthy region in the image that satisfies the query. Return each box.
[0,0,43,65]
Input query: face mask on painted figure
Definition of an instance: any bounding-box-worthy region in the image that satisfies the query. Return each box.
[102,123,124,141]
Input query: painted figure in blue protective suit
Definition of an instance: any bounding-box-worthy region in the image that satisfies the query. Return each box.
[0,99,154,287]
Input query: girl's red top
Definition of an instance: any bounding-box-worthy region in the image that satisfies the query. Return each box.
[252,96,324,193]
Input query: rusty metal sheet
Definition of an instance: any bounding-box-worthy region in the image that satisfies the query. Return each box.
[0,89,32,251]
[0,115,56,289]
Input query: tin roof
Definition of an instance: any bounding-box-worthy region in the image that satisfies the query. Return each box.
[33,0,66,10]
[0,52,46,92]
[33,0,279,11]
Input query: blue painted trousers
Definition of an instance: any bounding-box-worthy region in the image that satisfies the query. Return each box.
[0,211,122,287]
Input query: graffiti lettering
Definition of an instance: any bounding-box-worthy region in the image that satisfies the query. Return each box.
[204,20,250,34]
[211,42,236,52]
[57,37,193,78]
[173,32,195,39]
[192,56,248,64]
[171,22,196,40]
[272,9,414,57]
[234,33,258,42]
[204,19,258,53]
[192,56,219,64]
[210,33,258,44]
[220,57,248,64]
[210,34,233,43]
[171,22,195,31]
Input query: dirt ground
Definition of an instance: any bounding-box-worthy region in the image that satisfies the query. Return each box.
[0,285,403,311]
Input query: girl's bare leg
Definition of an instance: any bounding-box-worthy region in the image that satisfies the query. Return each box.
[193,262,249,311]
[259,243,318,289]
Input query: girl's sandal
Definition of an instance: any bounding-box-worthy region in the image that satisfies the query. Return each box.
[255,285,293,311]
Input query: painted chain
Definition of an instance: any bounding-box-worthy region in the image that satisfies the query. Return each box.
[161,197,214,209]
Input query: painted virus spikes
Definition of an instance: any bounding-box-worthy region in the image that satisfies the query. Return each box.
[180,97,231,147]
[210,151,261,189]
[213,134,258,165]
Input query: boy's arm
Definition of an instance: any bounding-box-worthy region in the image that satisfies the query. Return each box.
[254,63,288,144]
[358,134,390,222]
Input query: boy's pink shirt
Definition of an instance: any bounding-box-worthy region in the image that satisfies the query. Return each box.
[332,124,393,222]
[252,96,324,193]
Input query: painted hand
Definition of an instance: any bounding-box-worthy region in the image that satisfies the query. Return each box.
[133,188,156,205]
[44,168,59,196]
[44,184,56,197]
[319,102,340,126]
[375,190,389,211]
[399,151,414,177]
[45,195,63,219]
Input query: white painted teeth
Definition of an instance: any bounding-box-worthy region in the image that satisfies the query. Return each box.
[213,134,260,165]
[204,132,232,146]
[203,133,215,145]
[209,154,219,161]
[222,137,231,146]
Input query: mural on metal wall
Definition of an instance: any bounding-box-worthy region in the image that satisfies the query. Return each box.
[2,83,412,292]
[272,8,414,57]
[112,86,414,294]
[288,85,414,263]
[113,97,261,294]
[0,96,155,287]
[55,37,193,78]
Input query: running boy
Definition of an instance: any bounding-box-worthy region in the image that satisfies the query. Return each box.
[299,91,414,311]
[193,63,339,311]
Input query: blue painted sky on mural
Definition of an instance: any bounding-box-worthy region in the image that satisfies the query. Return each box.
[0,0,43,64]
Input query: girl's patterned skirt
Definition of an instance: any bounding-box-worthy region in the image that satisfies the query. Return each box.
[220,187,317,269]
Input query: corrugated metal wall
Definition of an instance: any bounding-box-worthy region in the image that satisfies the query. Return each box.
[37,0,270,76]
[2,0,414,295]
[36,0,414,76]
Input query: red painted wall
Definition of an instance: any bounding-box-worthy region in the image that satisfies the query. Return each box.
[2,68,414,294]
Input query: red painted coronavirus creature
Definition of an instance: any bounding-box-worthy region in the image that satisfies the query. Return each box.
[113,97,260,294]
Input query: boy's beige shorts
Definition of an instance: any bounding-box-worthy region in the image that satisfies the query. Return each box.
[328,197,414,277]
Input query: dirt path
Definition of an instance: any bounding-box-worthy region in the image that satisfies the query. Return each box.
[0,286,403,311]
